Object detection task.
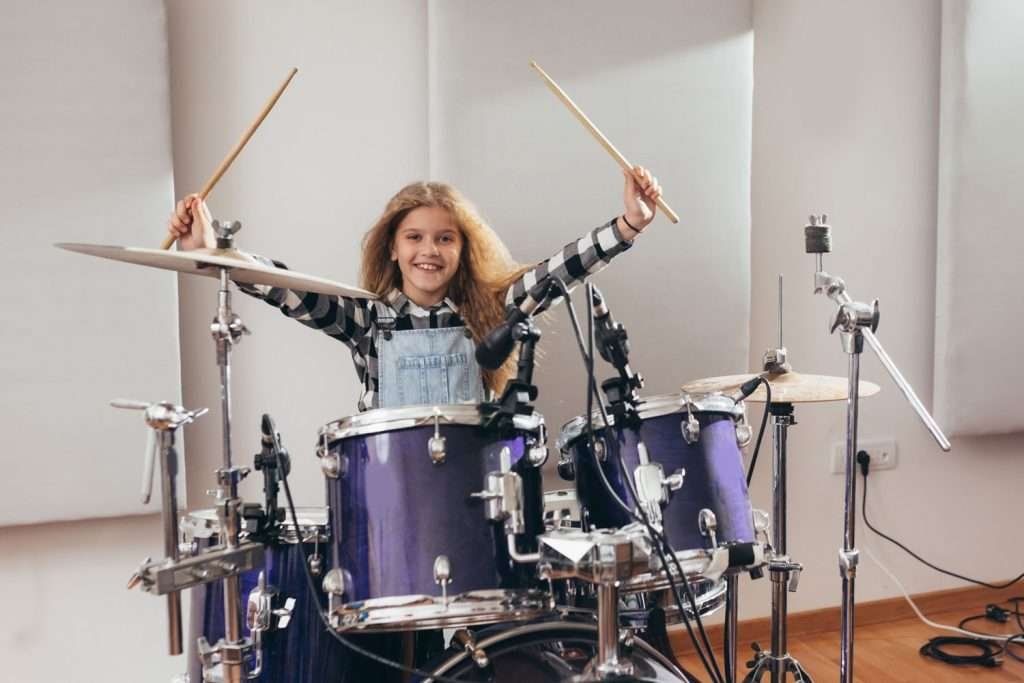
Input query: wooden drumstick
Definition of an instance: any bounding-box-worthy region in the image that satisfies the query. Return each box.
[529,60,679,224]
[160,67,299,249]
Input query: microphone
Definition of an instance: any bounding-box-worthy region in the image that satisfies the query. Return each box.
[590,286,630,369]
[475,277,557,370]
[728,377,764,404]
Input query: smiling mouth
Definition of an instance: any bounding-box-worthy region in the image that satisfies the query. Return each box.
[414,263,443,272]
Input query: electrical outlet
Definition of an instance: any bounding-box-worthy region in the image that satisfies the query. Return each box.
[831,438,898,474]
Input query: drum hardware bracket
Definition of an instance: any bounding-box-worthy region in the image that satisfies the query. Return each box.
[133,541,266,595]
[197,633,258,683]
[481,318,541,436]
[111,398,207,657]
[245,570,296,678]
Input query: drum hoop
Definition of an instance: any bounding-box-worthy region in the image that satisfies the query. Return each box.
[180,506,329,543]
[556,392,741,450]
[319,403,545,441]
[424,619,687,682]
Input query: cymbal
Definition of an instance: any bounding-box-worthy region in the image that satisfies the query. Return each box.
[681,371,881,404]
[55,243,376,299]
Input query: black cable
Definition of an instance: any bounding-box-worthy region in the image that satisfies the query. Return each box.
[744,379,771,486]
[556,280,722,683]
[274,439,469,683]
[919,637,1003,668]
[1006,635,1024,664]
[859,453,1024,590]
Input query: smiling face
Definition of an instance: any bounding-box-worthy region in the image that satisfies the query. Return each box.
[390,206,464,307]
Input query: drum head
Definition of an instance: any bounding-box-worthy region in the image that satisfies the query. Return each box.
[321,403,545,443]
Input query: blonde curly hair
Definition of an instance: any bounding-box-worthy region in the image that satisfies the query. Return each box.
[361,182,528,394]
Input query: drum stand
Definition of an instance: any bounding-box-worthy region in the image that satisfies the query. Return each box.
[744,400,811,683]
[806,215,951,682]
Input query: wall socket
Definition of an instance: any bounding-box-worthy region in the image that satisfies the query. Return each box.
[830,438,898,474]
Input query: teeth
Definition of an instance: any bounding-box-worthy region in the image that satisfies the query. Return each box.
[415,264,441,271]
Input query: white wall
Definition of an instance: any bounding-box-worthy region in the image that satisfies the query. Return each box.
[744,0,1024,621]
[0,0,180,526]
[0,514,189,682]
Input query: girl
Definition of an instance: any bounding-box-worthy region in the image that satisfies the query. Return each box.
[168,167,662,410]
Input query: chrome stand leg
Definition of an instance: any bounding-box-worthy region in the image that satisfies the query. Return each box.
[724,575,739,683]
[744,404,812,683]
[839,344,862,683]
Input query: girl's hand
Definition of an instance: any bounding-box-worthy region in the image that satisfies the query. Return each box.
[619,165,662,239]
[167,193,215,251]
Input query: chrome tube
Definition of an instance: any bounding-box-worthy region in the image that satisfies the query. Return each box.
[158,430,183,655]
[839,350,861,683]
[724,575,739,683]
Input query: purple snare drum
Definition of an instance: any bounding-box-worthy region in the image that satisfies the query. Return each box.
[182,507,347,682]
[558,393,762,583]
[317,404,553,632]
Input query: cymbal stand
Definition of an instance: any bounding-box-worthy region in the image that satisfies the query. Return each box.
[746,278,812,683]
[805,215,951,683]
[199,219,257,683]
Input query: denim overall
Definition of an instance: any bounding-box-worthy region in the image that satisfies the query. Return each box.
[374,303,485,408]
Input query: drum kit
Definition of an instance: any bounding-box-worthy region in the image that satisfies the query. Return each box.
[56,212,952,683]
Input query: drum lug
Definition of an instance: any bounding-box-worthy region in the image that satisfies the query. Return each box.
[319,451,343,479]
[556,451,576,480]
[452,628,490,669]
[735,420,753,449]
[698,508,719,547]
[680,395,701,445]
[526,423,549,467]
[434,555,453,605]
[429,408,447,464]
[322,567,352,624]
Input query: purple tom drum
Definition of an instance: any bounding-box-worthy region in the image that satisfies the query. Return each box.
[317,404,553,632]
[558,393,764,586]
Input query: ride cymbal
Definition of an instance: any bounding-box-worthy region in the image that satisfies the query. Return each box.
[56,243,376,299]
[681,371,880,404]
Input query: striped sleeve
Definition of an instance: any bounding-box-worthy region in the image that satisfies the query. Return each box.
[237,256,375,348]
[506,217,635,307]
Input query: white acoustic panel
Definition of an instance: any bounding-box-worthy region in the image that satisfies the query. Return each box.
[0,0,180,525]
[934,0,1024,435]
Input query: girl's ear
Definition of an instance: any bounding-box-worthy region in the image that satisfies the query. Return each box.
[390,247,397,261]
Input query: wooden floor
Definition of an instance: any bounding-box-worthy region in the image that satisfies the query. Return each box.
[677,605,1024,682]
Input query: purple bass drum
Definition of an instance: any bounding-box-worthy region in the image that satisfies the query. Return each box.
[415,617,694,682]
[182,507,348,682]
[558,393,763,585]
[317,404,553,632]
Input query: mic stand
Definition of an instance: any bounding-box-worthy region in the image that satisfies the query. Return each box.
[482,318,541,436]
[807,216,951,683]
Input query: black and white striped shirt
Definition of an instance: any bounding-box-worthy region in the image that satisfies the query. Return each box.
[244,217,634,410]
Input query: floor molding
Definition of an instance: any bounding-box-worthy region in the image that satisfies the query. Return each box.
[670,582,1014,656]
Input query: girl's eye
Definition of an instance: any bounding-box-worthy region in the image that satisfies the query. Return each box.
[405,233,421,241]
[440,234,456,244]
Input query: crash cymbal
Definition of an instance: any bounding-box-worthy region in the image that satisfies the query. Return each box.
[681,371,880,404]
[55,243,376,299]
